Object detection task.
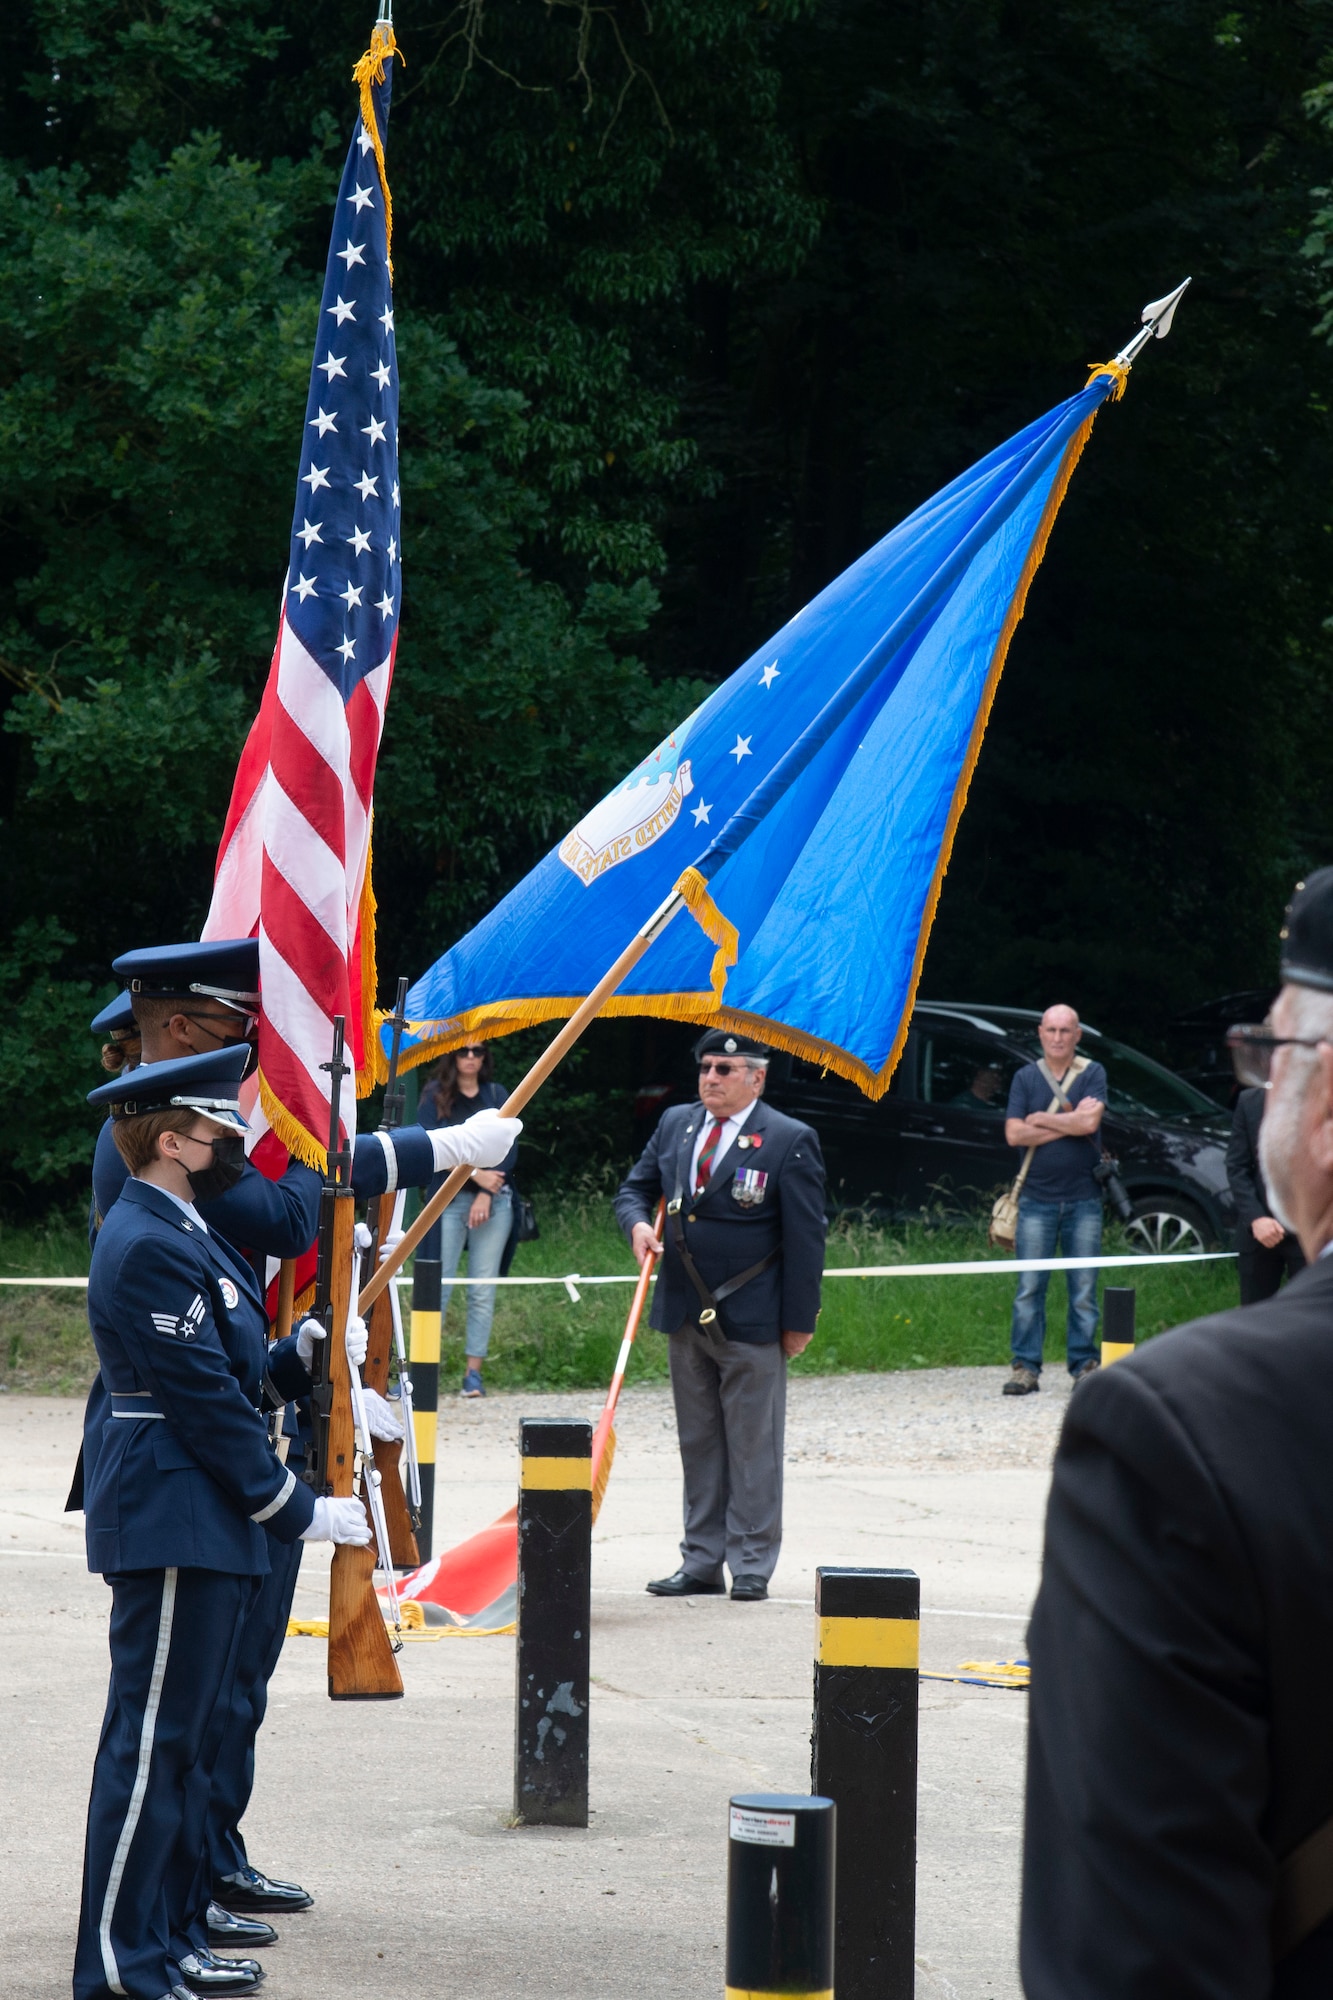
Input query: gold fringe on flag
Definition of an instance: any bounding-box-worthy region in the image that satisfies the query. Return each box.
[674,864,739,1002]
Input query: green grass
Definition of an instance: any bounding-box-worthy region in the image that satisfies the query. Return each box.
[0,1197,1241,1397]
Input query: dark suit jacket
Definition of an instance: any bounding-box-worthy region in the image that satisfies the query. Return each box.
[84,1180,314,1575]
[1227,1086,1275,1234]
[1022,1254,1333,1999]
[614,1099,826,1343]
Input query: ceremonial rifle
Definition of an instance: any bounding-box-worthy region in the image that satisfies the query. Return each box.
[356,978,421,1564]
[308,1015,403,1700]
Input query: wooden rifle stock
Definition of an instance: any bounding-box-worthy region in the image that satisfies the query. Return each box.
[309,1016,403,1700]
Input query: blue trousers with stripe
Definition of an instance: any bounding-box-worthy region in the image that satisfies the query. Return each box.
[178,1534,305,1952]
[74,1567,255,2000]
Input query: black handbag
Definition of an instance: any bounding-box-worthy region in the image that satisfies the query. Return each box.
[500,1185,539,1277]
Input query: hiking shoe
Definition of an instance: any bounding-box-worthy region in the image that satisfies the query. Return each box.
[1071,1358,1101,1387]
[460,1368,485,1398]
[1002,1365,1040,1397]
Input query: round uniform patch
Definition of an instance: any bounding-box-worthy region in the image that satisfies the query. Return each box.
[219,1278,240,1312]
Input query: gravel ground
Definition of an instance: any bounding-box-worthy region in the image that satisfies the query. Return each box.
[440,1362,1074,1474]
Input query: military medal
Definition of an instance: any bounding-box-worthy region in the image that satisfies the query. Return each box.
[731,1168,769,1208]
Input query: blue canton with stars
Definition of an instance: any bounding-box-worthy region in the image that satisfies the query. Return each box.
[285,65,399,701]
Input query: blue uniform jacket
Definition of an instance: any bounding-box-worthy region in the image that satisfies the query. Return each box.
[90,1116,440,1252]
[614,1099,826,1344]
[83,1180,315,1574]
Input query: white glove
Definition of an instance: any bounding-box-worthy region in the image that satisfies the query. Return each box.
[429,1105,523,1174]
[301,1496,372,1546]
[295,1314,325,1369]
[296,1313,368,1370]
[361,1387,404,1442]
[345,1314,368,1369]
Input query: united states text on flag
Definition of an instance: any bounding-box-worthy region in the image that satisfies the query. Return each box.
[205,24,402,1168]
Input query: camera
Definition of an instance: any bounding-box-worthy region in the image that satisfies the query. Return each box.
[1094,1154,1134,1224]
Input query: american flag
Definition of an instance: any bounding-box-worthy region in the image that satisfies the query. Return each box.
[205,27,400,1169]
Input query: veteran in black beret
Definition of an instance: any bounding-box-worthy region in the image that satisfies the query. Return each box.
[1022,867,1333,1997]
[73,1046,373,2000]
[614,1028,826,1601]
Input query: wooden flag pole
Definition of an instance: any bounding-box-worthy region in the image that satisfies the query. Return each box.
[590,1196,663,1523]
[356,885,686,1321]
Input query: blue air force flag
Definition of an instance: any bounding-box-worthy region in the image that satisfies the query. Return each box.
[401,367,1126,1097]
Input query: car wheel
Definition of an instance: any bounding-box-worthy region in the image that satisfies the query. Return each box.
[1124,1197,1213,1256]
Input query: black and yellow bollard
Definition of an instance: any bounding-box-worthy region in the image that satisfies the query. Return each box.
[726,1793,836,1999]
[811,1567,918,2000]
[514,1418,591,1827]
[409,1254,441,1557]
[1101,1284,1136,1367]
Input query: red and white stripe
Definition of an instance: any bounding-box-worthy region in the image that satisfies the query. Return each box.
[205,610,395,1166]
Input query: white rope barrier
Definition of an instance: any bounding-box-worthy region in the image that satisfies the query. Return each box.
[0,1248,1236,1308]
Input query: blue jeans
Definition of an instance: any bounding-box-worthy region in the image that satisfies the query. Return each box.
[1010,1197,1102,1376]
[428,1187,511,1361]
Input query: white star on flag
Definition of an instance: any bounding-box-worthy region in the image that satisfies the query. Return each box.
[295,518,323,548]
[309,408,339,436]
[354,471,378,500]
[292,574,318,601]
[340,581,363,609]
[336,239,367,268]
[347,526,372,555]
[375,589,395,620]
[302,462,331,493]
[327,296,357,325]
[371,361,392,390]
[362,416,387,446]
[731,735,753,762]
[317,351,347,381]
[379,305,394,333]
[336,635,356,663]
[759,662,780,689]
[349,184,374,212]
[691,799,712,825]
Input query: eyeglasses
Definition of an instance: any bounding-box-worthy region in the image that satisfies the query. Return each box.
[1227,1023,1329,1088]
[458,1046,486,1059]
[699,1059,747,1076]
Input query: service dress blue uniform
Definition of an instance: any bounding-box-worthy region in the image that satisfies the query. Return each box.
[74,1177,314,2000]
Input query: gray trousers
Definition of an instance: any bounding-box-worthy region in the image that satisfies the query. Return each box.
[667,1328,787,1582]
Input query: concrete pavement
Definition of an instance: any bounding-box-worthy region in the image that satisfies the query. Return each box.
[0,1369,1061,1998]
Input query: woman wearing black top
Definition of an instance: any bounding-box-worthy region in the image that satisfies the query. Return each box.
[417,1044,517,1397]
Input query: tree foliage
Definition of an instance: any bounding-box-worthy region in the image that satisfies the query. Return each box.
[2,0,1333,1200]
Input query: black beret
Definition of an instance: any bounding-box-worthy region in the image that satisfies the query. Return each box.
[1280,869,1333,994]
[693,1028,771,1061]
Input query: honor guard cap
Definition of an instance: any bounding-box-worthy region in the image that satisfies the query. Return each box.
[1279,869,1333,994]
[90,990,136,1036]
[112,939,260,1018]
[694,1028,771,1061]
[87,1044,250,1134]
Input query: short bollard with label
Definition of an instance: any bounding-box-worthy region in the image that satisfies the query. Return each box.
[811,1567,918,2000]
[727,1794,835,1999]
[514,1417,591,1828]
[409,1253,442,1555]
[1101,1285,1136,1365]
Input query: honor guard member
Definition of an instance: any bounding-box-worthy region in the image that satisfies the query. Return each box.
[1022,868,1333,1998]
[73,1045,373,2000]
[614,1029,826,1601]
[92,990,142,1075]
[79,937,521,1957]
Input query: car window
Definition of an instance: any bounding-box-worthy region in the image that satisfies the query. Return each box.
[1082,1033,1221,1122]
[920,1032,1019,1113]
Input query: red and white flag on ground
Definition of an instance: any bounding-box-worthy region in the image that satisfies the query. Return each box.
[204,26,402,1169]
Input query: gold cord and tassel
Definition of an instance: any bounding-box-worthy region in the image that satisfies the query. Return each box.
[352,21,404,279]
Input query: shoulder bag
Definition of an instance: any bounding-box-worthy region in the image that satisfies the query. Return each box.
[988,1056,1088,1251]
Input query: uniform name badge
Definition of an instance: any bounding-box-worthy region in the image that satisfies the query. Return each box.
[731,1168,768,1208]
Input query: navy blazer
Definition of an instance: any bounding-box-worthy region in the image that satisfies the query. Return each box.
[83,1180,314,1575]
[614,1099,826,1344]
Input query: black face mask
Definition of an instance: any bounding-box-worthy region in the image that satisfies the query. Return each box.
[185,1134,247,1205]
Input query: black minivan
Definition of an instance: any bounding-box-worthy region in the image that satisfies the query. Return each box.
[638,1003,1236,1251]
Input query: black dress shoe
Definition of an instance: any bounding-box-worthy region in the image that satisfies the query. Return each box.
[212,1866,313,1913]
[207,1905,278,1949]
[646,1568,726,1597]
[730,1574,769,1601]
[178,1951,264,1992]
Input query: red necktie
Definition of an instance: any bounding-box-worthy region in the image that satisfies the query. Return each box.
[694,1119,725,1195]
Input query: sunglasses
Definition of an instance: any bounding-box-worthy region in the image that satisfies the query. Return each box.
[458,1046,487,1059]
[699,1059,748,1076]
[1227,1022,1329,1088]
